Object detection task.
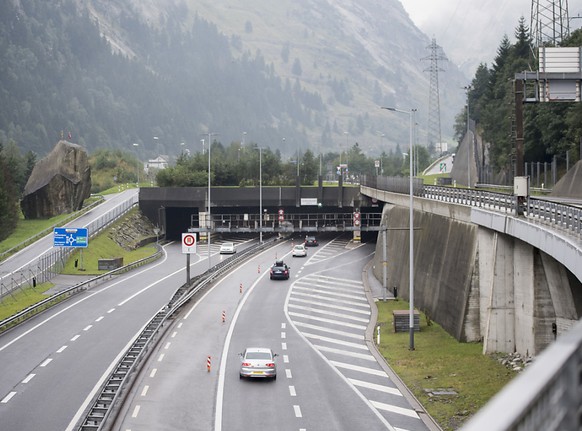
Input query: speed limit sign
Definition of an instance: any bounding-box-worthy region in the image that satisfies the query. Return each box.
[182,233,197,254]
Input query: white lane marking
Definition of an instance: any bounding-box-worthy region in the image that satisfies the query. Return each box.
[1,391,17,403]
[288,311,366,330]
[70,335,81,342]
[309,274,363,286]
[158,353,165,362]
[22,374,35,383]
[283,355,289,363]
[65,314,161,431]
[83,325,93,331]
[293,405,303,418]
[215,247,280,431]
[315,345,376,361]
[177,322,183,329]
[293,321,364,339]
[289,386,296,396]
[291,291,370,309]
[141,386,149,397]
[295,279,365,293]
[150,369,157,378]
[281,322,286,329]
[171,331,178,338]
[57,346,67,353]
[95,316,104,322]
[348,378,401,396]
[285,369,292,379]
[330,360,388,377]
[132,405,141,418]
[281,332,286,339]
[292,285,368,302]
[289,296,371,315]
[0,240,172,355]
[107,308,115,313]
[288,303,370,323]
[370,400,420,419]
[302,332,367,350]
[164,342,171,350]
[281,342,287,350]
[40,358,52,367]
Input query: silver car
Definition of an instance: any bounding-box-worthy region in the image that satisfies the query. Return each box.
[239,347,278,380]
[219,242,236,254]
[292,244,307,257]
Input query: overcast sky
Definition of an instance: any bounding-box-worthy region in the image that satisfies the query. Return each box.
[400,0,582,77]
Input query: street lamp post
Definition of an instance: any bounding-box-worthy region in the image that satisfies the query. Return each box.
[465,85,471,187]
[381,106,417,351]
[204,132,218,270]
[259,146,263,243]
[133,143,139,187]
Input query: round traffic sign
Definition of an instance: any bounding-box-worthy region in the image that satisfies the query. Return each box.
[183,234,196,246]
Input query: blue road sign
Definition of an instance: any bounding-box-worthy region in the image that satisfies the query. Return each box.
[53,227,89,248]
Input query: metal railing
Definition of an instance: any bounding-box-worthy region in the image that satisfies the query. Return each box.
[0,248,163,334]
[0,193,139,299]
[76,238,278,431]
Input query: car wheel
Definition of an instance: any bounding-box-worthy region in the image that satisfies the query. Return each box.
[240,374,243,379]
[273,375,277,381]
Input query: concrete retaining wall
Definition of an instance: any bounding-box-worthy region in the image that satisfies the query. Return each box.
[371,194,582,357]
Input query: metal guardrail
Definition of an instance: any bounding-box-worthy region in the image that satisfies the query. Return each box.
[362,175,582,430]
[76,238,278,431]
[0,248,163,334]
[0,193,139,299]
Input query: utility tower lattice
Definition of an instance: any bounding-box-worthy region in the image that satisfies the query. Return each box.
[531,0,570,48]
[423,38,447,154]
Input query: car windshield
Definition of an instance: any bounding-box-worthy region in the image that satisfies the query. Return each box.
[245,351,272,360]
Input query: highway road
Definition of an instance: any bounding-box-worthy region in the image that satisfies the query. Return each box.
[113,234,431,431]
[0,231,252,431]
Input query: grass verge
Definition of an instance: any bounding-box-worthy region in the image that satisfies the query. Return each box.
[376,300,516,430]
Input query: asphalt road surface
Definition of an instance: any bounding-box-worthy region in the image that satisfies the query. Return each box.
[113,234,431,431]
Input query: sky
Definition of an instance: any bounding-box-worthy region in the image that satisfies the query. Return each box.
[400,0,582,77]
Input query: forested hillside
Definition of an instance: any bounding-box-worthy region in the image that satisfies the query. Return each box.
[0,0,321,158]
[457,19,582,177]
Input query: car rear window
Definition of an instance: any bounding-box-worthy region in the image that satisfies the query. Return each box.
[246,352,272,360]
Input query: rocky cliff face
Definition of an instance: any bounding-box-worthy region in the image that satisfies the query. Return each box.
[21,140,92,219]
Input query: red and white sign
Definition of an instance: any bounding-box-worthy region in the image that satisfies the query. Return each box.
[182,233,197,254]
[278,208,284,221]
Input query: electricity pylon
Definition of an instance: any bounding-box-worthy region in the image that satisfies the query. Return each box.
[423,38,447,155]
[531,0,570,48]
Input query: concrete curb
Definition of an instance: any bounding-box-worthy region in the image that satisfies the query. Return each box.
[362,260,442,431]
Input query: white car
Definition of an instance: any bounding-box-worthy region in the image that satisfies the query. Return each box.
[292,244,307,257]
[219,242,236,254]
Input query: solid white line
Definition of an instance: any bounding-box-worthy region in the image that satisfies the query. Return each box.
[370,400,420,419]
[315,345,376,361]
[293,321,364,340]
[141,386,149,397]
[292,291,370,309]
[289,386,296,396]
[288,311,367,330]
[293,405,302,418]
[131,405,141,418]
[287,303,369,323]
[348,378,401,396]
[149,369,157,378]
[40,358,52,367]
[95,316,104,322]
[1,391,17,403]
[285,369,292,379]
[57,345,67,353]
[302,332,367,350]
[330,360,388,377]
[289,296,371,315]
[22,374,35,384]
[70,335,81,342]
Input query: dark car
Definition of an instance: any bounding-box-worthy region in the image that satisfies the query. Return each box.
[304,236,318,247]
[270,260,290,280]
